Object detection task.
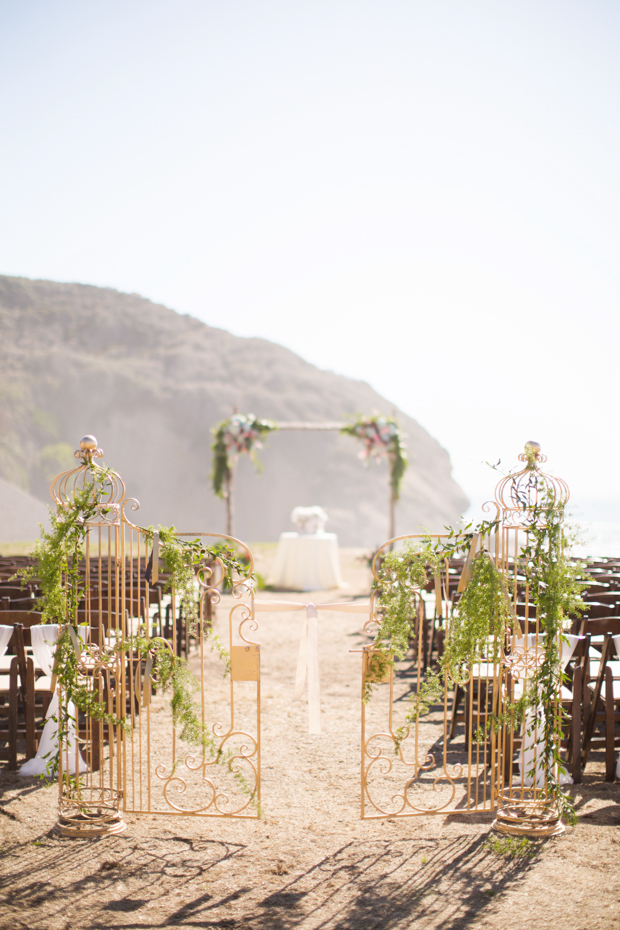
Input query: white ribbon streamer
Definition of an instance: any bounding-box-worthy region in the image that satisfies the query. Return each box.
[254,599,370,734]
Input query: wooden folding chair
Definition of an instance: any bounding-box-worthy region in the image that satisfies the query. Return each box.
[580,617,620,780]
[560,635,587,784]
[0,652,19,769]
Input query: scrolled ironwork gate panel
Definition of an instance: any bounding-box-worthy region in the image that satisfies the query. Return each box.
[119,524,261,819]
[361,446,572,830]
[360,534,506,819]
[53,440,260,834]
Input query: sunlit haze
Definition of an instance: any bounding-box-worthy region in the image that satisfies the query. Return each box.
[1,1,618,526]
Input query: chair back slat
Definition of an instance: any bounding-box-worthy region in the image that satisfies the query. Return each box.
[0,611,44,626]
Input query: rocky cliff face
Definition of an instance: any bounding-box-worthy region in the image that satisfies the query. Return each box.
[0,275,468,545]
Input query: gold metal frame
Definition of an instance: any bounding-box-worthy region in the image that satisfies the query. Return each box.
[360,534,504,819]
[361,443,571,832]
[120,527,261,819]
[490,443,570,837]
[51,437,260,836]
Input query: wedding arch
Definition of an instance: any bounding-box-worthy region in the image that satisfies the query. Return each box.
[210,413,408,539]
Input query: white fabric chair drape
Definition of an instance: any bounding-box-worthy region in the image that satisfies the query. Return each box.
[20,625,89,777]
[515,633,579,788]
[0,625,13,660]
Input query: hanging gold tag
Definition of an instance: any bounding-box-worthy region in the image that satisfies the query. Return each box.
[230,645,260,681]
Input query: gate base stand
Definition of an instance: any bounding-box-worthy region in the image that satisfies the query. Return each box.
[56,810,127,838]
[492,805,565,838]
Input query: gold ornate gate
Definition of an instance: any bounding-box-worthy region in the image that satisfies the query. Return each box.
[119,529,261,819]
[360,534,505,819]
[52,438,260,836]
[360,443,572,830]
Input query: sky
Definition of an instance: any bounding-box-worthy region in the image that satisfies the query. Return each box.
[1,1,619,521]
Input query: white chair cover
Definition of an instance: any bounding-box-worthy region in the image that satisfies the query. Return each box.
[20,625,89,777]
[0,625,13,660]
[516,633,579,788]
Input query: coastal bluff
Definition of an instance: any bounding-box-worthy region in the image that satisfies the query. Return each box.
[0,275,467,545]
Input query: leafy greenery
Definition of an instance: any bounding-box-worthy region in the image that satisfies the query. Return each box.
[366,519,499,704]
[16,465,115,623]
[484,835,537,859]
[443,550,512,686]
[508,494,585,823]
[123,633,219,754]
[368,481,584,825]
[16,460,257,801]
[144,525,252,668]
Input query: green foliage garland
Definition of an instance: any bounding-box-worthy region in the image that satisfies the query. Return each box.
[503,494,585,822]
[17,466,115,624]
[369,498,584,823]
[145,525,251,668]
[16,468,257,801]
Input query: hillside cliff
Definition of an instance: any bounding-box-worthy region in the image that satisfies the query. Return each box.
[0,275,468,545]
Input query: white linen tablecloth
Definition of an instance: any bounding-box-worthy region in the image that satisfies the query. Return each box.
[270,532,343,591]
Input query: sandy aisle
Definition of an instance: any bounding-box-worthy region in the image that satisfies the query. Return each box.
[0,567,619,928]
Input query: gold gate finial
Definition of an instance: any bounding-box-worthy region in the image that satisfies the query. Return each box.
[79,434,99,455]
[493,440,569,526]
[49,435,126,510]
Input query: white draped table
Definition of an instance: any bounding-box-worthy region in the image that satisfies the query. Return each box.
[270,532,343,591]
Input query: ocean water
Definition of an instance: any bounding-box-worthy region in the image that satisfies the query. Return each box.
[572,521,620,559]
[463,499,620,560]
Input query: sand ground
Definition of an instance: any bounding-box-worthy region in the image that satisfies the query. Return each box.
[0,548,619,930]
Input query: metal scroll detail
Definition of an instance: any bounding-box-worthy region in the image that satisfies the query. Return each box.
[360,534,504,820]
[121,529,261,819]
[50,434,126,513]
[493,441,569,527]
[57,633,127,837]
[361,442,572,831]
[52,436,260,832]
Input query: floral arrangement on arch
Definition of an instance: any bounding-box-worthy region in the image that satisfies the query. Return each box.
[211,413,278,497]
[341,415,408,499]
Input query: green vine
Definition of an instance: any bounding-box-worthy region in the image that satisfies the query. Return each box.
[505,495,585,822]
[143,525,252,669]
[368,489,584,825]
[16,466,258,803]
[366,519,499,701]
[16,466,115,623]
